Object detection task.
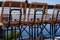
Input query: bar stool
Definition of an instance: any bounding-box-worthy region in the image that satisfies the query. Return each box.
[52,4,60,38]
[27,2,48,26]
[55,4,60,24]
[1,1,27,27]
[1,1,27,40]
[27,2,48,40]
[34,3,48,25]
[50,5,59,28]
[43,4,60,39]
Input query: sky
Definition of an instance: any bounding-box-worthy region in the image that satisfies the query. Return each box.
[0,0,60,5]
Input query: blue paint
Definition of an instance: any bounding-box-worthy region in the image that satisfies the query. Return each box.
[4,24,60,39]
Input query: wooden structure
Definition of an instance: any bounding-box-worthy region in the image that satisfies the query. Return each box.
[0,1,59,8]
[0,1,60,27]
[0,1,60,40]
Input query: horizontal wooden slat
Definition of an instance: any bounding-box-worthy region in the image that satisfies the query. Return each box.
[2,19,60,27]
[0,1,57,9]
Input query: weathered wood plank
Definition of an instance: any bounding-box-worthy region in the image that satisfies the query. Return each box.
[0,1,56,9]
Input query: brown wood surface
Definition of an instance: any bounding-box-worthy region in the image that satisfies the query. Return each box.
[2,19,60,27]
[0,1,58,9]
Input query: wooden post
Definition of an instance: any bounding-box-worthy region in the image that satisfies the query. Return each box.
[43,5,48,21]
[23,3,27,21]
[1,2,4,22]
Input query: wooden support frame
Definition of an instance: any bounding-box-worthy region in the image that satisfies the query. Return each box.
[0,1,60,27]
[1,1,27,27]
[0,1,60,9]
[27,2,48,25]
[50,4,60,24]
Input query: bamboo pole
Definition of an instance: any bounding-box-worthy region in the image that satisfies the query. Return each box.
[1,2,5,22]
[28,2,37,21]
[23,3,27,21]
[28,3,31,21]
[43,4,48,21]
[51,6,55,20]
[55,5,60,21]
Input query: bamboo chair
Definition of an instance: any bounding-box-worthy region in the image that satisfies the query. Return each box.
[0,1,27,40]
[43,4,60,39]
[27,2,49,40]
[48,4,60,39]
[49,5,60,24]
[1,1,26,27]
[55,4,60,24]
[27,2,48,25]
[34,3,48,25]
[41,4,59,25]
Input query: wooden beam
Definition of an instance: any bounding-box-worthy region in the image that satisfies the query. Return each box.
[0,1,57,9]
